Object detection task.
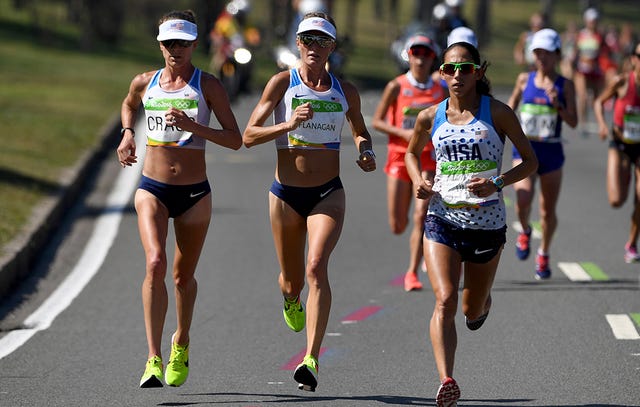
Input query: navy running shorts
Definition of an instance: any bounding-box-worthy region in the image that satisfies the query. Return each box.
[269,177,343,218]
[138,175,211,218]
[424,214,506,263]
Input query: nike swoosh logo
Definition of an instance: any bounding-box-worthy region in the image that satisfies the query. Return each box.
[474,248,493,255]
[294,94,307,98]
[438,133,456,140]
[190,191,206,198]
[320,187,334,198]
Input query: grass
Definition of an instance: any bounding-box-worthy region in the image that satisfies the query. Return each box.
[0,0,638,254]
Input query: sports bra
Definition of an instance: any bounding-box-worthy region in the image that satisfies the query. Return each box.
[142,68,210,150]
[273,68,348,150]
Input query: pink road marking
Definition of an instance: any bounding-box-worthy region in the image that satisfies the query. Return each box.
[281,347,327,370]
[341,305,383,323]
[390,274,404,286]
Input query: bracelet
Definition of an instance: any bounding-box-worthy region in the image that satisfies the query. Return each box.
[490,175,504,192]
[120,127,135,136]
[361,149,376,158]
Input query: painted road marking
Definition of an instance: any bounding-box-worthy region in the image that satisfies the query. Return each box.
[0,127,145,360]
[341,305,383,324]
[606,314,640,340]
[558,262,608,281]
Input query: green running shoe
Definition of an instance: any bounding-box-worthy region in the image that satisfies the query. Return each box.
[139,356,163,388]
[165,334,189,387]
[283,296,305,332]
[293,354,318,392]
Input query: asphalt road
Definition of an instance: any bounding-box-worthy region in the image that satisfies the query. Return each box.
[0,88,638,407]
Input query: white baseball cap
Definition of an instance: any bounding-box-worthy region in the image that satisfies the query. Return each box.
[584,8,599,22]
[296,16,336,40]
[447,27,478,47]
[157,19,198,41]
[529,28,561,52]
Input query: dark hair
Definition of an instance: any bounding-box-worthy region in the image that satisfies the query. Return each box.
[442,41,492,97]
[159,9,196,25]
[303,12,337,35]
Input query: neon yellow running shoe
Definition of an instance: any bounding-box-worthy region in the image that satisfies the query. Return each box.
[165,334,189,387]
[293,354,318,391]
[139,355,163,388]
[283,296,305,332]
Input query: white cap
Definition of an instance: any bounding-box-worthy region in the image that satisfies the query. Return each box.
[157,19,198,41]
[584,7,599,22]
[296,16,336,40]
[529,28,561,52]
[445,0,464,7]
[447,26,477,47]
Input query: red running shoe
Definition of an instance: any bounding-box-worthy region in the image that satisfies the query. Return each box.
[404,271,423,292]
[436,376,460,407]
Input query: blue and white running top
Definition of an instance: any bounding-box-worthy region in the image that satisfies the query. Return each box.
[429,95,506,230]
[518,71,565,142]
[273,68,348,150]
[142,68,210,150]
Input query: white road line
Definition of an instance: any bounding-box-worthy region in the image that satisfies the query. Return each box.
[558,262,592,282]
[0,132,143,360]
[606,314,640,340]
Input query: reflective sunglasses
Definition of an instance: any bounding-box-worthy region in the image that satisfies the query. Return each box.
[440,62,481,75]
[409,47,434,58]
[161,39,194,48]
[298,34,335,48]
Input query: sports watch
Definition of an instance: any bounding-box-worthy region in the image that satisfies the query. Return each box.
[490,175,504,192]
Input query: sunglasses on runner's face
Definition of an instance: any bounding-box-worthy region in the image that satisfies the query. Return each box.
[409,47,434,58]
[161,39,194,48]
[298,34,335,48]
[440,62,481,75]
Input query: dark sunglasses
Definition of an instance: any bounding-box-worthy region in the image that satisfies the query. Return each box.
[298,34,335,48]
[409,47,434,58]
[635,53,640,58]
[161,39,194,48]
[440,62,481,75]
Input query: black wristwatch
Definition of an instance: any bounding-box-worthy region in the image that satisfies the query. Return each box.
[121,127,135,136]
[490,175,504,192]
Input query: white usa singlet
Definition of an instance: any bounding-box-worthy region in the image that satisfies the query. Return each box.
[142,68,210,150]
[273,68,348,150]
[429,95,506,230]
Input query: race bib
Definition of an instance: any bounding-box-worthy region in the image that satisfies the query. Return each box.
[144,98,198,147]
[623,108,640,143]
[432,159,499,207]
[519,103,558,140]
[288,98,344,149]
[401,106,424,130]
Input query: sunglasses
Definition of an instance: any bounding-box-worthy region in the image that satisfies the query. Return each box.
[440,62,481,75]
[635,53,640,58]
[409,47,435,58]
[161,39,194,48]
[298,34,335,48]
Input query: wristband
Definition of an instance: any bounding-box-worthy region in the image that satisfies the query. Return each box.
[121,127,135,136]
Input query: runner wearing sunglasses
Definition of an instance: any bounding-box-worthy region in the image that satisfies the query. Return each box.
[243,12,376,392]
[117,9,242,388]
[508,28,578,279]
[405,41,537,406]
[372,33,445,292]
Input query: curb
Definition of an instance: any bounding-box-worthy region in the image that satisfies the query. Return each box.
[0,114,121,300]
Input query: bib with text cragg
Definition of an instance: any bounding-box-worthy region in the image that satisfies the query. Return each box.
[144,97,198,147]
[623,107,640,143]
[519,103,558,141]
[287,97,344,149]
[432,159,499,208]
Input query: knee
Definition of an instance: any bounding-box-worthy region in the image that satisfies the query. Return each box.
[173,272,196,290]
[390,218,408,235]
[145,252,167,280]
[433,290,458,321]
[306,256,329,288]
